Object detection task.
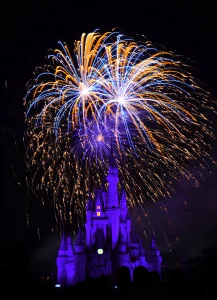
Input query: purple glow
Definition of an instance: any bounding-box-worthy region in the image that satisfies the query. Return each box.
[56,160,162,285]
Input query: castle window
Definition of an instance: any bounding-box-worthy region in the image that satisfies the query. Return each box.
[97,212,101,216]
[97,206,100,209]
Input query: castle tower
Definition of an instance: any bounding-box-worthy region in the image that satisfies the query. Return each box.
[139,238,148,268]
[146,234,162,275]
[126,210,131,245]
[116,230,130,270]
[151,233,157,250]
[101,180,108,209]
[65,261,76,285]
[56,231,68,285]
[130,224,140,258]
[106,146,119,208]
[65,237,76,285]
[74,228,86,282]
[116,228,127,252]
[120,188,127,209]
[74,228,85,252]
[120,188,127,220]
[86,192,93,246]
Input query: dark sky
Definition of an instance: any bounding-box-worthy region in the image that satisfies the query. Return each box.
[1,0,217,269]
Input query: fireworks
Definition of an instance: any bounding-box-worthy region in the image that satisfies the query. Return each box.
[24,29,216,230]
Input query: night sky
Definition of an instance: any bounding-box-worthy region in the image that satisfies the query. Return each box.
[1,1,217,270]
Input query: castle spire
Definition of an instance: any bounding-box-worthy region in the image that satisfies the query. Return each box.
[120,187,127,209]
[59,226,68,251]
[139,237,145,256]
[106,139,119,208]
[151,233,157,250]
[101,177,107,192]
[87,191,93,211]
[109,138,118,169]
[95,189,103,215]
[75,228,85,246]
[67,236,74,257]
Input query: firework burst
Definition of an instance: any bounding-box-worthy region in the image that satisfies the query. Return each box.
[24,29,216,230]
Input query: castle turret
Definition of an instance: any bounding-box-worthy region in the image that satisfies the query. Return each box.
[146,234,162,275]
[64,237,76,285]
[116,229,127,252]
[151,233,157,250]
[120,188,127,220]
[86,193,93,246]
[56,231,68,285]
[74,228,86,283]
[65,261,76,285]
[126,210,131,246]
[139,238,148,268]
[130,224,139,258]
[101,180,108,209]
[74,228,85,252]
[59,231,67,253]
[67,237,73,257]
[120,188,127,210]
[116,230,130,270]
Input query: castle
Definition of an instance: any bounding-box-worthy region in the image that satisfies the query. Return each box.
[56,156,162,286]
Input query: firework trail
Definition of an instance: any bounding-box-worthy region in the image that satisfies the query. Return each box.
[24,29,216,230]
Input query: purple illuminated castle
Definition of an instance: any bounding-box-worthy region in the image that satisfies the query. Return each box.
[56,158,162,286]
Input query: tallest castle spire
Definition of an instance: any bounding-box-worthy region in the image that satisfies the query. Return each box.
[106,140,119,208]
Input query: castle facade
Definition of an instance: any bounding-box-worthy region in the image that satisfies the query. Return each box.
[57,159,162,286]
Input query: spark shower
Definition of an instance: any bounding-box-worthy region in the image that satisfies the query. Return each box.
[24,29,216,229]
